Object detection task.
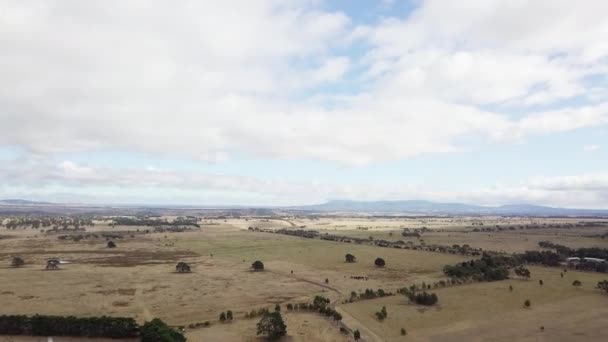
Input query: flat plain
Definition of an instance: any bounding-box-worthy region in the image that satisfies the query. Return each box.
[1,216,607,341]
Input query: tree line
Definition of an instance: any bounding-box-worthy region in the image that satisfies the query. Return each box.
[0,314,184,341]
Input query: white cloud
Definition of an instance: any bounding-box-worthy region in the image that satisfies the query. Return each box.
[1,159,608,208]
[0,1,607,166]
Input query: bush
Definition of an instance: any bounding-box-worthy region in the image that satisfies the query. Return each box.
[375,306,387,320]
[252,260,264,271]
[345,253,356,263]
[256,312,286,340]
[140,318,185,342]
[410,292,438,306]
[175,262,191,273]
[375,258,386,267]
[11,257,25,268]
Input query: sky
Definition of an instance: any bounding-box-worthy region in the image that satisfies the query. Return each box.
[1,0,608,208]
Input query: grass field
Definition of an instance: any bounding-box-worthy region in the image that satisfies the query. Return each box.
[1,217,607,341]
[341,266,608,341]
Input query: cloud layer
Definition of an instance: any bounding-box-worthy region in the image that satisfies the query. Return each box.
[2,0,607,164]
[1,1,608,206]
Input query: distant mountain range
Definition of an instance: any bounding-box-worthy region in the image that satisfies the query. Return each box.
[2,198,608,217]
[0,199,52,205]
[293,200,608,216]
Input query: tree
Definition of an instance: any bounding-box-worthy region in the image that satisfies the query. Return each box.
[354,329,361,341]
[509,285,513,292]
[256,312,286,340]
[107,241,116,248]
[11,256,25,268]
[274,304,281,312]
[375,257,386,267]
[539,279,543,287]
[252,260,264,271]
[401,328,407,336]
[175,262,191,273]
[524,299,531,308]
[514,266,531,279]
[219,312,226,322]
[46,259,59,270]
[572,280,582,289]
[345,253,356,263]
[596,280,608,293]
[140,318,186,342]
[226,310,233,321]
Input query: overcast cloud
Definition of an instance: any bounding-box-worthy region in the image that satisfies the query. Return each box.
[1,0,608,207]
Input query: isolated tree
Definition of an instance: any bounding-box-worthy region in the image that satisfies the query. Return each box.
[572,280,582,289]
[252,260,264,271]
[345,253,356,263]
[374,257,386,268]
[46,259,60,270]
[509,285,513,292]
[524,299,531,308]
[560,272,564,278]
[256,312,287,340]
[11,256,25,268]
[219,312,226,322]
[401,328,407,336]
[226,310,233,321]
[175,262,191,273]
[107,241,116,248]
[539,279,544,287]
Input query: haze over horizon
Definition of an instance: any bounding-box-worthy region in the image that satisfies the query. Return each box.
[2,0,608,208]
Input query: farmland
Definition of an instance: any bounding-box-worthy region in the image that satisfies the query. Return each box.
[1,215,608,341]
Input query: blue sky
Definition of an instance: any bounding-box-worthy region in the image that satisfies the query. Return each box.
[1,0,607,208]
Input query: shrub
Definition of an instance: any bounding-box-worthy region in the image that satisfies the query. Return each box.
[252,260,264,271]
[409,292,438,306]
[11,257,25,268]
[141,318,185,342]
[256,312,286,340]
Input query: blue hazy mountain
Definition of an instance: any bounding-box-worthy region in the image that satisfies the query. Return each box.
[294,200,608,216]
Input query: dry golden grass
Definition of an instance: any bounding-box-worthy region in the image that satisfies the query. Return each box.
[1,217,607,341]
[341,266,608,341]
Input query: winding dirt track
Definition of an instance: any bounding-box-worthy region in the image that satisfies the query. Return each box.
[267,269,382,342]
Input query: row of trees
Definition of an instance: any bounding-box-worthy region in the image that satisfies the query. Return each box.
[0,315,185,341]
[0,315,138,338]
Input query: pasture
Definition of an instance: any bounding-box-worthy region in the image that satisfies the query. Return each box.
[1,216,607,341]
